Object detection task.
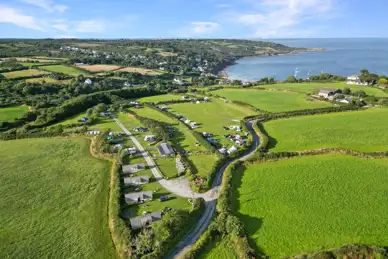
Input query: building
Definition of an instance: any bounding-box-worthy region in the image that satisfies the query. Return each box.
[204,97,210,102]
[144,135,156,142]
[133,126,148,133]
[125,191,153,204]
[218,147,227,154]
[126,147,137,155]
[347,75,367,85]
[229,125,241,131]
[87,130,101,135]
[130,212,162,230]
[158,143,175,157]
[176,158,185,175]
[84,78,93,85]
[318,88,342,99]
[123,176,150,186]
[122,163,146,174]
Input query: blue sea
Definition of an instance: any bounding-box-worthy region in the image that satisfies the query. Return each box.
[224,38,388,81]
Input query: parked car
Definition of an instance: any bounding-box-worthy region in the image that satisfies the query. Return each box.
[160,195,170,202]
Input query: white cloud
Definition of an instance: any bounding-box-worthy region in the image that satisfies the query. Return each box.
[21,0,68,13]
[235,0,335,37]
[0,6,44,31]
[51,23,68,31]
[191,22,220,34]
[75,20,105,33]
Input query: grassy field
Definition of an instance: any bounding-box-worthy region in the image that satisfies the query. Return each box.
[263,108,388,152]
[0,138,116,258]
[131,107,206,153]
[1,69,49,79]
[187,154,219,179]
[199,236,237,259]
[137,94,182,103]
[19,62,55,67]
[0,106,29,122]
[168,99,256,147]
[0,57,55,63]
[78,64,122,72]
[117,66,164,75]
[233,155,388,258]
[213,89,333,112]
[42,65,88,75]
[261,82,388,97]
[25,77,71,84]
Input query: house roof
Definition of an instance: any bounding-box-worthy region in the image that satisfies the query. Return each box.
[124,176,150,185]
[125,191,153,203]
[122,163,146,174]
[158,143,175,156]
[130,212,162,230]
[319,88,340,94]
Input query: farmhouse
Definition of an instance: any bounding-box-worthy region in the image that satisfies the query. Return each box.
[125,191,153,204]
[347,75,368,85]
[123,176,150,186]
[133,126,148,133]
[158,143,175,157]
[318,88,342,99]
[144,135,156,142]
[122,163,146,174]
[130,212,162,230]
[190,122,199,129]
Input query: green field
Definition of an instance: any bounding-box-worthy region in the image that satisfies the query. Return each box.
[233,155,388,258]
[187,154,219,179]
[131,107,207,153]
[0,138,116,258]
[199,236,237,259]
[0,106,29,122]
[261,82,388,97]
[213,89,333,112]
[25,77,71,84]
[41,65,88,75]
[263,108,388,152]
[1,69,49,79]
[137,94,182,103]
[168,99,256,147]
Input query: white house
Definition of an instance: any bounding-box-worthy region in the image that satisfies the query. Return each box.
[218,147,227,154]
[204,97,210,102]
[184,119,191,124]
[84,78,93,85]
[347,75,367,85]
[318,88,342,99]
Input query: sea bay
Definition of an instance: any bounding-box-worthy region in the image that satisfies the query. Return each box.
[224,38,388,81]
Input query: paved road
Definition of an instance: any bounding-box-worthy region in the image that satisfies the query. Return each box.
[167,120,260,259]
[114,118,259,258]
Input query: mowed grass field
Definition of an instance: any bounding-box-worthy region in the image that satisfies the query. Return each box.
[168,99,256,147]
[213,89,333,112]
[0,106,29,122]
[42,65,88,75]
[264,108,388,152]
[233,155,388,258]
[79,64,122,72]
[0,138,116,258]
[136,94,182,103]
[1,69,49,79]
[261,82,388,97]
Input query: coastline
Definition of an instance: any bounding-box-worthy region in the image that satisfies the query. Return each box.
[218,47,325,81]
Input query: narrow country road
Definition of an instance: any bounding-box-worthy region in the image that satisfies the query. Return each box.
[114,118,260,259]
[167,120,260,259]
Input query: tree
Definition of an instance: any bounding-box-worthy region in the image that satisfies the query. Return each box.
[360,69,369,76]
[226,215,245,236]
[284,76,297,83]
[343,87,351,95]
[379,78,388,86]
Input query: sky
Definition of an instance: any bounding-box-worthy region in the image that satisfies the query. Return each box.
[0,0,387,39]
